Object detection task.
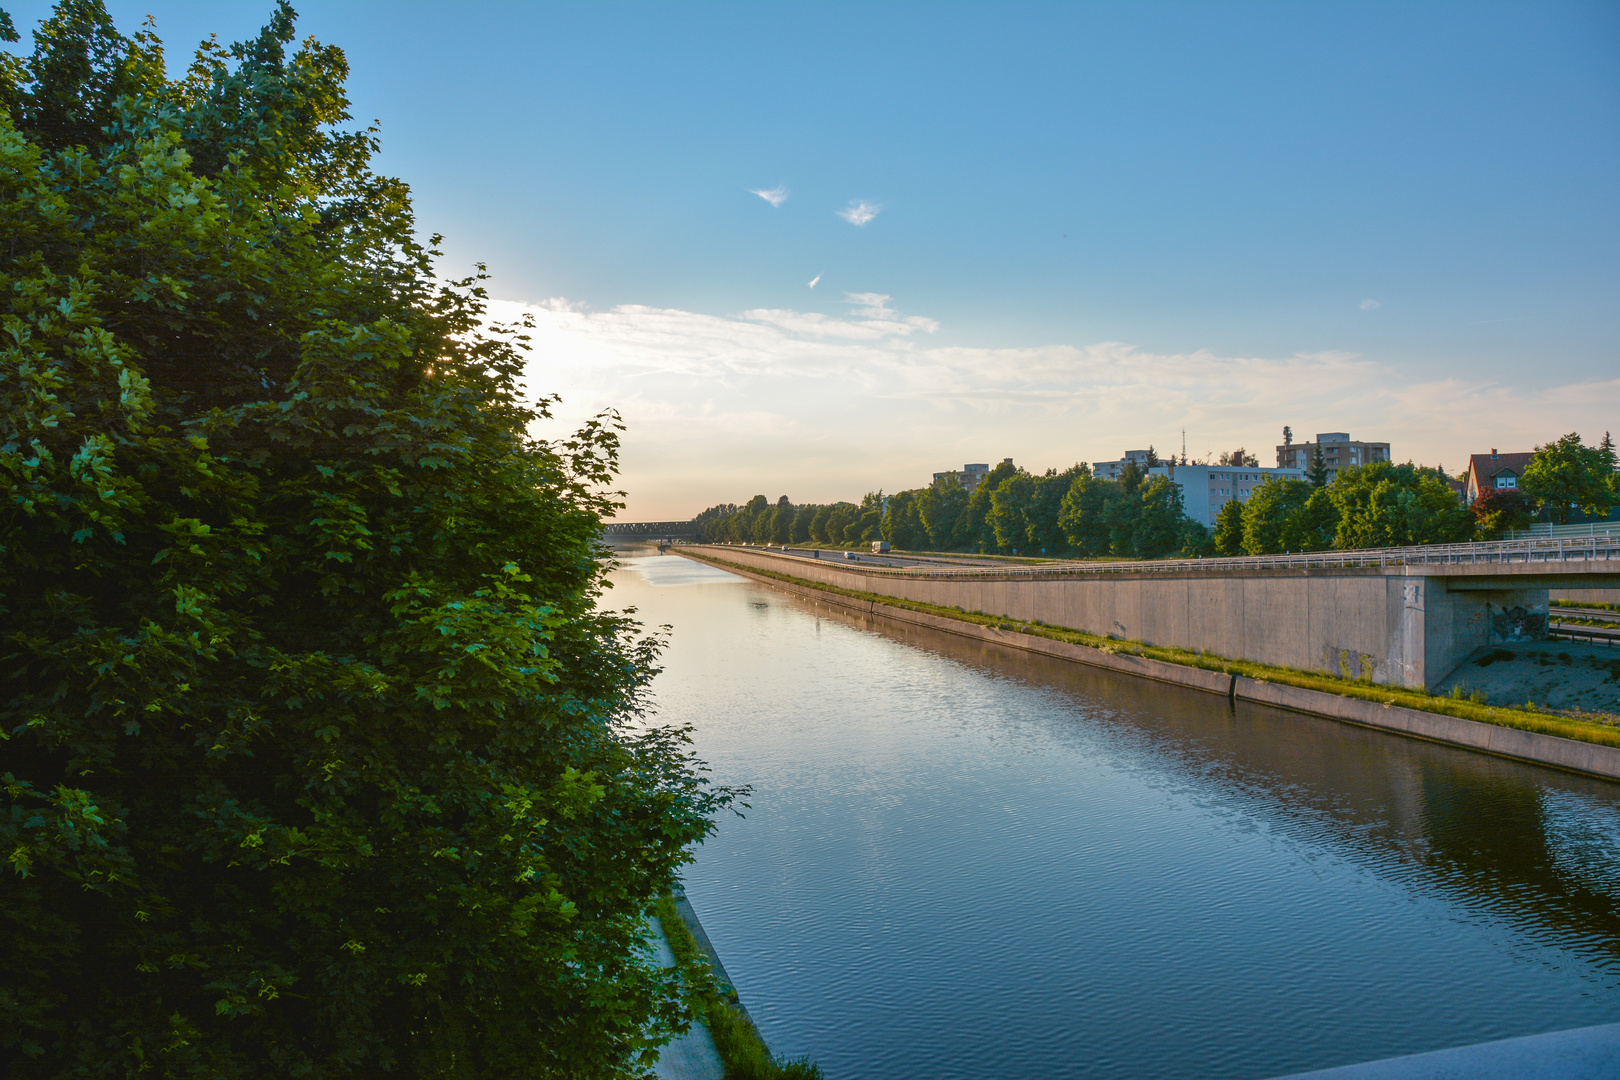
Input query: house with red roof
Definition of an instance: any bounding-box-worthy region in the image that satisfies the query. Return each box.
[1463,449,1534,504]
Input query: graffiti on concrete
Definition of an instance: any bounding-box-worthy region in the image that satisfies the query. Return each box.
[1323,646,1379,682]
[1487,603,1548,641]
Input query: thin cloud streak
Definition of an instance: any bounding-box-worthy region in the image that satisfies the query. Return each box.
[749,185,789,207]
[486,297,1618,519]
[808,273,822,289]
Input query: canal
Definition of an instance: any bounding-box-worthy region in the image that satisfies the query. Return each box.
[608,547,1620,1080]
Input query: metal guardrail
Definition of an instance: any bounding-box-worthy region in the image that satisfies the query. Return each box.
[1507,521,1620,540]
[702,535,1620,579]
[1550,621,1620,646]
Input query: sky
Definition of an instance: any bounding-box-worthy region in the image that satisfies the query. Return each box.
[6,1,1620,519]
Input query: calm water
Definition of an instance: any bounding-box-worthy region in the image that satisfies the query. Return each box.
[608,548,1620,1080]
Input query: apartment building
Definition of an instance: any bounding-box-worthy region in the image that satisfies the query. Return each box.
[1275,432,1391,483]
[932,459,1012,492]
[1148,463,1307,526]
[1092,450,1156,481]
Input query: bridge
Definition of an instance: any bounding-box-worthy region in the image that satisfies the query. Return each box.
[601,521,699,539]
[680,537,1620,692]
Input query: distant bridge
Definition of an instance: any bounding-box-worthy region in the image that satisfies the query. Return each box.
[602,521,699,539]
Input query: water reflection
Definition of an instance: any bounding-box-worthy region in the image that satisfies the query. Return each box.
[609,549,1620,1080]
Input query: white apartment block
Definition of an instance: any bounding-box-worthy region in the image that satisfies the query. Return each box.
[1148,463,1306,526]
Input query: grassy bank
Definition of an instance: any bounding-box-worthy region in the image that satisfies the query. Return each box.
[654,894,821,1080]
[684,549,1620,749]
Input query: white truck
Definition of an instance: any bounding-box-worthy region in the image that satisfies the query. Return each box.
[871,540,891,554]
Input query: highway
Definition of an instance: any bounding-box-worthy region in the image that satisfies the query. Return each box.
[1550,605,1620,645]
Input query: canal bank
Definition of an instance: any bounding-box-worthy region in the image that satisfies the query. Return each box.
[673,548,1620,782]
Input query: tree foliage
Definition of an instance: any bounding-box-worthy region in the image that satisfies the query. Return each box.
[1521,432,1617,524]
[1212,497,1244,556]
[1471,486,1535,538]
[1,4,732,1075]
[1240,478,1335,555]
[1327,462,1474,549]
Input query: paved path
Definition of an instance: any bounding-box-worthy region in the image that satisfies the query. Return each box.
[647,917,725,1080]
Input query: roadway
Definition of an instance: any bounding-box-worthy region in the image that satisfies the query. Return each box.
[1549,606,1620,646]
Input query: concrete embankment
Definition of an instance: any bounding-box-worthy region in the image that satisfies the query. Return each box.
[677,548,1620,783]
[678,545,1620,694]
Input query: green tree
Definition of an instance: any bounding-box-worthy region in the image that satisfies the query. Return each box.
[790,503,817,543]
[952,460,1016,551]
[0,5,733,1075]
[1522,432,1618,524]
[1025,464,1086,555]
[1329,462,1475,548]
[822,502,858,545]
[987,471,1035,553]
[737,493,769,542]
[916,473,968,549]
[1132,476,1187,558]
[809,503,834,543]
[1179,518,1214,558]
[1308,444,1329,487]
[769,495,793,544]
[1058,473,1115,556]
[881,490,924,549]
[1241,478,1335,554]
[1212,497,1245,555]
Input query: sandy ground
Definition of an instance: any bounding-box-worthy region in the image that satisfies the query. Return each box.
[1440,640,1620,725]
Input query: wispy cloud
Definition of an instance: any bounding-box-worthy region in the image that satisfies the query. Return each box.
[1360,298,1381,311]
[749,185,789,208]
[837,199,881,226]
[485,296,1619,519]
[807,273,822,289]
[844,291,893,318]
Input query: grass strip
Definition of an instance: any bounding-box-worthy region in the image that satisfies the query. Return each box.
[684,549,1620,748]
[1553,599,1620,612]
[654,894,822,1080]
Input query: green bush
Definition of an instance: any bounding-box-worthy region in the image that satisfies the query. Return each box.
[0,3,732,1075]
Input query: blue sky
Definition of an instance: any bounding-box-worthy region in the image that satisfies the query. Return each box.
[7,2,1619,517]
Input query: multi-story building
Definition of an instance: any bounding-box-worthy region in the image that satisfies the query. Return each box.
[1092,450,1156,481]
[1462,449,1534,504]
[1089,449,1303,524]
[1275,432,1391,484]
[932,459,1012,492]
[1148,463,1307,526]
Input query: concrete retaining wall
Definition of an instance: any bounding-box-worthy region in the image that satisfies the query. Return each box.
[680,549,1620,783]
[687,547,1545,692]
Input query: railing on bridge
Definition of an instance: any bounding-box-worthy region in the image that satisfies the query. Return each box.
[700,534,1620,579]
[602,521,699,537]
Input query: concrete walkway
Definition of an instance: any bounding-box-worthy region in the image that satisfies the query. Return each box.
[1265,1021,1620,1079]
[647,916,725,1080]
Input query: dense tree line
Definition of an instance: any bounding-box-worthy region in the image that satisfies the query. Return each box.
[692,460,1212,559]
[1,4,733,1075]
[690,431,1617,560]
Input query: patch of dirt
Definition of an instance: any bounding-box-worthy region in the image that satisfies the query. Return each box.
[1439,641,1620,725]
